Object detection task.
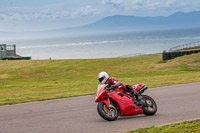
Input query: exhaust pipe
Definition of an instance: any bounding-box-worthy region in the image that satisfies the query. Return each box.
[139,86,148,94]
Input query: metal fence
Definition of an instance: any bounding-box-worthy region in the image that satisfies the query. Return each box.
[169,41,200,52]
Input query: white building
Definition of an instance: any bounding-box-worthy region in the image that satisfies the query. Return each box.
[0,44,16,60]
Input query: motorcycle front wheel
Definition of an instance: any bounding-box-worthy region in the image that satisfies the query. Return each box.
[141,95,157,116]
[97,102,118,121]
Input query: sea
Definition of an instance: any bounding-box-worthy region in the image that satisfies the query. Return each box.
[2,28,200,60]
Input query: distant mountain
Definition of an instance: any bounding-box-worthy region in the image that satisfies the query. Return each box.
[1,11,200,38]
[49,11,200,35]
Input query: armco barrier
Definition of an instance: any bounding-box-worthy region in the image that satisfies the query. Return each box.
[162,50,200,61]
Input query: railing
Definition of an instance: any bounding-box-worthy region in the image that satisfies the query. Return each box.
[169,41,200,52]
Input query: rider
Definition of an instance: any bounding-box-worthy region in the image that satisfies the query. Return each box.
[98,72,138,100]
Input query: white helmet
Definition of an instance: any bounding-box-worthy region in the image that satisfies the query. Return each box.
[98,72,109,84]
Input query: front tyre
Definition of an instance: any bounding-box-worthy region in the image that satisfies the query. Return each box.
[97,102,118,121]
[141,95,157,116]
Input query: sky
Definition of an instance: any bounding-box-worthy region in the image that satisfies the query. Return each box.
[0,0,200,32]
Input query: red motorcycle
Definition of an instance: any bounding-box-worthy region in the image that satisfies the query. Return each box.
[95,84,157,121]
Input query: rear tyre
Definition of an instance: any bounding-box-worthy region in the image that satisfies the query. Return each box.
[141,95,157,116]
[97,102,118,121]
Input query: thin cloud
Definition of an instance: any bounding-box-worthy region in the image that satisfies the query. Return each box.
[0,4,101,31]
[71,6,99,17]
[0,5,98,22]
[102,0,200,16]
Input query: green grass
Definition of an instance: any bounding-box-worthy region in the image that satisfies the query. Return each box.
[0,53,200,105]
[126,120,200,133]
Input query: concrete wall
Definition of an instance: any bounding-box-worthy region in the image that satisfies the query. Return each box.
[162,50,200,61]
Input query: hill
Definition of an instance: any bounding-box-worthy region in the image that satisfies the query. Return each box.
[53,11,200,34]
[0,53,200,105]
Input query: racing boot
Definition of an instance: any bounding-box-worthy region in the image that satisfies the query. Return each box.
[132,89,141,105]
[126,85,139,104]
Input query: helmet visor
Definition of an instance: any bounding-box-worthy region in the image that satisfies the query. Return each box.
[98,76,105,83]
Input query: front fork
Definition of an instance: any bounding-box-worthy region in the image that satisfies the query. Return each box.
[98,98,111,108]
[107,97,111,108]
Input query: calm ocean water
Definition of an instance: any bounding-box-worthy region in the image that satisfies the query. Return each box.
[3,28,200,59]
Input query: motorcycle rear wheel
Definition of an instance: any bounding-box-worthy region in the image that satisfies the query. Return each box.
[141,95,157,115]
[97,102,118,121]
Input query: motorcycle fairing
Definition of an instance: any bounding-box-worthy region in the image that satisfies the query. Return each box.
[134,84,146,92]
[106,92,143,116]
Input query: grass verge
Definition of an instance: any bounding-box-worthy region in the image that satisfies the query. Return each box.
[0,53,200,105]
[126,120,200,133]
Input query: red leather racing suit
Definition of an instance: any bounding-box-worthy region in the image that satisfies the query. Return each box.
[106,77,122,88]
[106,77,134,93]
[105,77,138,104]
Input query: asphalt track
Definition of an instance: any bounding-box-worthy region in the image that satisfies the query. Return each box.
[0,82,200,133]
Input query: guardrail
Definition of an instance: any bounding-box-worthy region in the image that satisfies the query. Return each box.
[169,41,200,52]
